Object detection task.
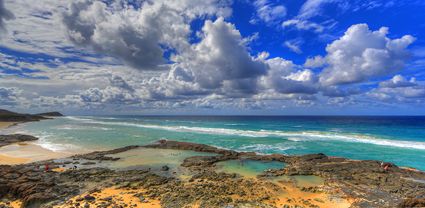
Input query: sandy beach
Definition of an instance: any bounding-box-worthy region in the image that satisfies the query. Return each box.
[0,142,70,165]
[0,122,73,165]
[0,122,18,129]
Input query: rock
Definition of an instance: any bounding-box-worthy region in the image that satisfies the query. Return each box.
[84,195,95,201]
[0,109,47,122]
[0,134,38,147]
[398,198,425,208]
[102,196,112,201]
[35,112,63,117]
[161,165,170,171]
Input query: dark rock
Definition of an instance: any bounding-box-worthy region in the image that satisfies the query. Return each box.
[161,165,170,171]
[0,134,38,147]
[0,109,46,122]
[35,112,63,117]
[83,195,95,201]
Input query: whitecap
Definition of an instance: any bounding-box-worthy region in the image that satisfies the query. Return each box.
[60,117,425,150]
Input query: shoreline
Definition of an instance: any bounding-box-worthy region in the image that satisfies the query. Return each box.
[0,122,19,130]
[0,140,423,207]
[0,121,80,165]
[0,142,73,165]
[0,118,424,207]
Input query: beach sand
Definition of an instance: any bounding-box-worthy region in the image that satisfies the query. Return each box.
[0,121,18,129]
[0,142,72,165]
[0,122,77,165]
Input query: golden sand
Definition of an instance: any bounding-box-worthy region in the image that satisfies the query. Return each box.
[0,143,70,165]
[55,187,161,208]
[0,122,18,129]
[269,180,352,208]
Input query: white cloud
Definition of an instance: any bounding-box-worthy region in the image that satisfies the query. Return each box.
[319,24,415,85]
[0,0,13,32]
[368,75,425,101]
[62,0,233,70]
[172,17,268,90]
[250,0,286,25]
[298,0,344,20]
[282,19,324,33]
[379,75,416,88]
[0,87,21,106]
[259,57,318,94]
[284,39,303,54]
[304,55,326,68]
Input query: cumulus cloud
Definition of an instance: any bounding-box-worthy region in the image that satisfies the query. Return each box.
[0,1,421,113]
[368,75,425,101]
[62,0,232,70]
[250,0,286,25]
[0,0,14,31]
[379,75,416,88]
[259,57,318,94]
[319,24,415,85]
[173,17,268,90]
[0,87,20,106]
[304,55,326,68]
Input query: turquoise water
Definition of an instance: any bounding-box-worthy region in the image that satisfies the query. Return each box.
[2,116,425,170]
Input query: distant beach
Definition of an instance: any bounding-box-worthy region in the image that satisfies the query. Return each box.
[0,120,78,165]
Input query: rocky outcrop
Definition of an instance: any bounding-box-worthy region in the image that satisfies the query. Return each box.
[0,134,38,147]
[0,109,45,122]
[34,112,63,117]
[0,109,63,122]
[143,139,239,156]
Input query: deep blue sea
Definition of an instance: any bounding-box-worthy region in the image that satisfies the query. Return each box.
[2,116,425,170]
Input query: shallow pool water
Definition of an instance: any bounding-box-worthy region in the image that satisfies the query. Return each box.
[216,159,285,178]
[107,147,217,171]
[272,175,324,187]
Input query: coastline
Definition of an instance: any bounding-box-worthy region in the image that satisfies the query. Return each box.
[0,116,424,207]
[0,140,424,207]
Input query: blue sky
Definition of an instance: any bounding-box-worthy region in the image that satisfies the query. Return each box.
[0,0,425,115]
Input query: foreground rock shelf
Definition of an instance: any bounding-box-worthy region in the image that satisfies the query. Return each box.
[0,139,424,208]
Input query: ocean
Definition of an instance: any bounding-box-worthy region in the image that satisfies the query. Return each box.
[2,116,425,170]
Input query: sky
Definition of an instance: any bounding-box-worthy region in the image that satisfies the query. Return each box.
[0,0,425,115]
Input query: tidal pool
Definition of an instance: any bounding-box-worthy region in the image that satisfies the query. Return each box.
[107,147,217,171]
[272,175,324,187]
[216,159,285,178]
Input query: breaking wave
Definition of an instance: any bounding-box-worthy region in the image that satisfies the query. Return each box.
[64,116,425,150]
